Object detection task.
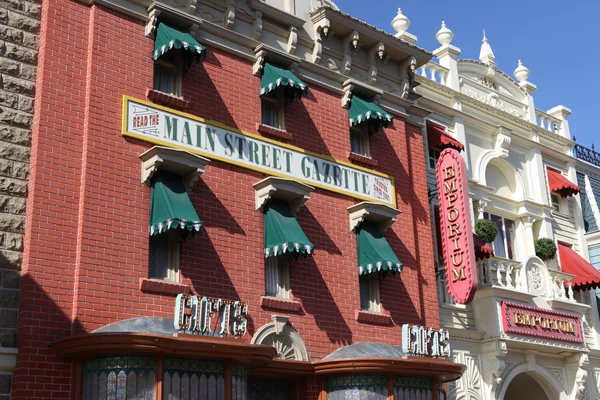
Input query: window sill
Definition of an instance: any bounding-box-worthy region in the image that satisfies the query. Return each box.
[348,152,379,168]
[260,296,302,312]
[139,278,190,296]
[355,310,393,326]
[256,123,292,141]
[146,89,189,109]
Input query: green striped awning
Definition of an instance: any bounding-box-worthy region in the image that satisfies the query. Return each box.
[260,62,308,100]
[348,96,393,132]
[264,198,313,258]
[357,220,402,276]
[152,23,206,68]
[149,170,203,236]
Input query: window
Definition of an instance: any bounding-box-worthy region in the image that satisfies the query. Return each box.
[265,256,290,298]
[261,89,285,130]
[359,274,380,312]
[149,231,180,281]
[429,148,441,169]
[551,193,562,212]
[483,212,516,260]
[433,205,444,263]
[350,125,370,157]
[153,50,182,96]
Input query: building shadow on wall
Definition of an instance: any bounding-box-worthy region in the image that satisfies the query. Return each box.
[285,90,333,157]
[192,178,245,235]
[382,229,431,327]
[300,207,342,256]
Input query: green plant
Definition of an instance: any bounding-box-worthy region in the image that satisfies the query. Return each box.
[474,219,498,243]
[535,238,557,261]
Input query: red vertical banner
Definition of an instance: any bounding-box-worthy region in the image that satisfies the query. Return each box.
[436,148,478,304]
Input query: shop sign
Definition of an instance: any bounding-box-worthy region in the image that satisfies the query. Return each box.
[502,301,584,343]
[436,148,478,304]
[122,96,396,207]
[401,324,451,358]
[174,293,248,338]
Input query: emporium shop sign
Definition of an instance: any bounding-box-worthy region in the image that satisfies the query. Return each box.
[436,148,478,304]
[401,324,451,358]
[122,96,396,207]
[174,294,248,337]
[502,301,584,343]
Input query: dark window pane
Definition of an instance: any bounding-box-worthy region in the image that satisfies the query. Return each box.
[149,234,169,279]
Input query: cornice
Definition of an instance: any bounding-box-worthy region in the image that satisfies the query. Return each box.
[457,59,526,95]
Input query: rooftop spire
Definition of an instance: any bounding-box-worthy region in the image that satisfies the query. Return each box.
[479,30,496,66]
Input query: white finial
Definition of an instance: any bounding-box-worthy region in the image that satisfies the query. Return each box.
[391,8,411,34]
[435,20,453,45]
[513,59,530,83]
[479,29,496,65]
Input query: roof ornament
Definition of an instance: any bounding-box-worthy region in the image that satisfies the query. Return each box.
[391,8,417,44]
[513,60,530,83]
[435,21,453,45]
[479,30,496,67]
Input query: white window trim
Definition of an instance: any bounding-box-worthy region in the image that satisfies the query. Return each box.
[483,212,517,260]
[153,52,183,97]
[347,201,400,232]
[149,231,181,282]
[261,89,285,130]
[350,124,370,157]
[253,176,314,214]
[360,274,381,312]
[428,147,441,170]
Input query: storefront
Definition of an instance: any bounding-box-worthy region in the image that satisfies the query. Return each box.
[12,1,464,399]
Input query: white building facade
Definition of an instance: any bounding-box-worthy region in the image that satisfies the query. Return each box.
[400,11,600,400]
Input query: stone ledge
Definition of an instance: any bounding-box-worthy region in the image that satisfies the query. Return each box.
[260,296,302,312]
[139,278,190,296]
[256,123,293,141]
[146,89,189,109]
[347,152,379,168]
[355,310,393,326]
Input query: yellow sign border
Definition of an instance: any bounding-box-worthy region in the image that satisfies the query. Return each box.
[121,95,397,207]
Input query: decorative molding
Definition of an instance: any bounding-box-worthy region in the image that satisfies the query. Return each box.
[139,146,210,190]
[253,176,314,214]
[567,353,589,400]
[367,42,384,86]
[548,367,567,390]
[252,11,263,40]
[463,89,523,117]
[146,7,161,37]
[246,0,305,28]
[251,315,309,361]
[252,44,302,76]
[355,310,393,326]
[224,0,235,29]
[347,201,400,232]
[287,26,297,54]
[260,296,302,312]
[342,31,359,76]
[311,14,330,64]
[341,78,383,108]
[400,56,418,99]
[494,127,512,158]
[139,278,191,296]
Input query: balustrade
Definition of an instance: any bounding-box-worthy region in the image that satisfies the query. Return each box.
[534,110,561,134]
[418,61,448,86]
[548,270,576,302]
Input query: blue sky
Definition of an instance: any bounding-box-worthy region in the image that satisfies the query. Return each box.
[336,1,599,149]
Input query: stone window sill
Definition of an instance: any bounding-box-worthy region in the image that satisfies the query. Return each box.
[139,278,190,296]
[257,123,293,141]
[260,296,302,312]
[146,89,189,109]
[348,152,379,168]
[355,310,393,326]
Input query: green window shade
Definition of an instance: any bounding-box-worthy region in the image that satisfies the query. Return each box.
[348,96,393,133]
[263,198,313,258]
[153,23,206,68]
[149,170,203,236]
[260,63,308,100]
[357,220,402,276]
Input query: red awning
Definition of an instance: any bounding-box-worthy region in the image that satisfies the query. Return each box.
[473,234,494,260]
[427,122,464,152]
[547,169,580,198]
[558,244,600,291]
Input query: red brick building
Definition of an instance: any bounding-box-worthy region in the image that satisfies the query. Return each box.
[12,0,463,398]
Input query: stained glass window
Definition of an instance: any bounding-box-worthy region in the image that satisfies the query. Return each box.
[327,375,387,400]
[163,358,226,400]
[82,356,156,400]
[393,376,433,400]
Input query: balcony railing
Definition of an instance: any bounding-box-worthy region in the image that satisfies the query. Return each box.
[437,256,577,303]
[574,143,600,168]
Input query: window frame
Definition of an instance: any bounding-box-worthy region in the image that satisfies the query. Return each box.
[265,255,290,299]
[428,148,441,170]
[550,192,562,213]
[359,274,381,312]
[148,231,181,282]
[261,88,285,130]
[153,50,183,97]
[483,212,517,260]
[350,124,371,158]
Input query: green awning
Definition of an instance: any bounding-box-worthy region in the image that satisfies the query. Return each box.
[149,170,203,236]
[348,96,393,132]
[152,23,206,68]
[357,220,402,276]
[260,62,308,100]
[263,198,313,258]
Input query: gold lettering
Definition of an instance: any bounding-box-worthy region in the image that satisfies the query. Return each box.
[452,266,466,282]
[448,223,461,238]
[445,193,458,208]
[447,207,460,222]
[451,251,464,267]
[451,236,460,251]
[443,180,457,194]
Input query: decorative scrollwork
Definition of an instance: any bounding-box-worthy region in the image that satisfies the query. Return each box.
[574,144,600,168]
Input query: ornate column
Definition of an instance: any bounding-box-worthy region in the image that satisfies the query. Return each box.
[481,340,508,400]
[521,216,535,257]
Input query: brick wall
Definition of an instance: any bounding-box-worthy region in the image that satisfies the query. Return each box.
[13,1,437,398]
[0,0,39,397]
